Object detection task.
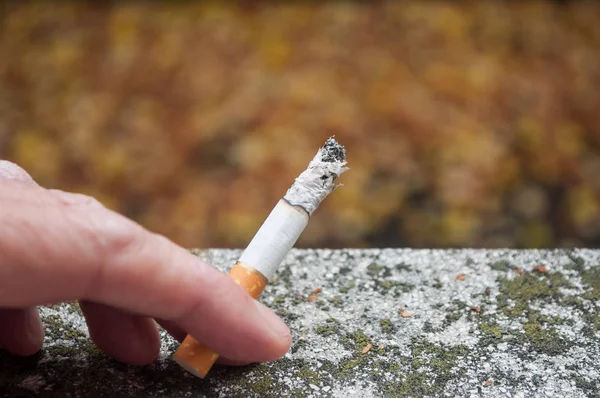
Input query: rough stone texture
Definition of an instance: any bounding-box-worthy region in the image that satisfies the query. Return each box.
[2,249,600,397]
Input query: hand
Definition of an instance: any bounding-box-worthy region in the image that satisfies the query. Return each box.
[0,160,291,366]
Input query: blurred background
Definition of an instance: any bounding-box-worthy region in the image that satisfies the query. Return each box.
[1,1,600,249]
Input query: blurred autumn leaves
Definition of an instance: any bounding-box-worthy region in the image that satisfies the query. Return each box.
[1,1,600,249]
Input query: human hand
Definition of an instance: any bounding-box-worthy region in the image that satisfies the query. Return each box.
[0,160,291,366]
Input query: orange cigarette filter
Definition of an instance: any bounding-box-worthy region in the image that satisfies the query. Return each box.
[172,262,268,378]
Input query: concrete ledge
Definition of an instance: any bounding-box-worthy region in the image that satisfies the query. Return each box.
[2,249,600,397]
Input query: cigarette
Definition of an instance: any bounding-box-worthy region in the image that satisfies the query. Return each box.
[172,136,349,378]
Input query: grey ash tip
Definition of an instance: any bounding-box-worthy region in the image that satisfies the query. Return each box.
[321,137,346,163]
[283,136,349,215]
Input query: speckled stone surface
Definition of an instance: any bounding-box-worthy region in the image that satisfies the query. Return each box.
[2,249,600,397]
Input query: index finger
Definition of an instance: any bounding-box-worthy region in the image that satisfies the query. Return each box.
[0,201,291,363]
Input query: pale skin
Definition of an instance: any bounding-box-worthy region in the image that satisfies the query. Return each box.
[0,160,292,366]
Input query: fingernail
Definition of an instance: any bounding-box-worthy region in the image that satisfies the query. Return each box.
[254,301,291,344]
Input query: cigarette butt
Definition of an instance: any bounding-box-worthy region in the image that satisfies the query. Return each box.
[172,262,268,378]
[172,137,348,378]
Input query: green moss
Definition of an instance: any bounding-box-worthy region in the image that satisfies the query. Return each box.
[410,358,423,370]
[339,280,355,294]
[584,313,600,332]
[490,260,511,272]
[272,294,286,306]
[278,266,294,289]
[367,263,383,276]
[575,376,600,395]
[341,329,373,351]
[528,311,564,326]
[315,323,338,337]
[383,339,469,397]
[499,272,572,302]
[400,283,416,292]
[432,279,443,289]
[523,321,565,355]
[338,266,352,276]
[479,322,503,341]
[374,359,401,373]
[503,300,528,318]
[351,330,372,347]
[580,267,600,300]
[377,280,415,294]
[250,376,273,394]
[297,365,319,385]
[561,296,584,309]
[340,358,362,376]
[396,263,412,272]
[566,254,586,269]
[380,280,392,289]
[327,296,344,307]
[422,321,439,333]
[444,300,467,326]
[496,293,509,309]
[374,278,415,298]
[46,302,82,315]
[43,314,87,341]
[291,339,306,354]
[491,271,572,355]
[385,373,431,397]
[380,318,393,334]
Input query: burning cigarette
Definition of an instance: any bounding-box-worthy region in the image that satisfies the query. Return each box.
[172,137,348,378]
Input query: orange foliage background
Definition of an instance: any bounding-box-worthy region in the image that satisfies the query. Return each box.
[1,2,600,249]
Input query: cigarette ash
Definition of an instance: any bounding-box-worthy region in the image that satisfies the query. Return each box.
[284,137,349,215]
[321,137,346,163]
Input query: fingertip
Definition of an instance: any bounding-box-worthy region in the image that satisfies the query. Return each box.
[80,302,161,366]
[0,308,44,357]
[253,300,293,348]
[177,291,293,365]
[130,318,162,366]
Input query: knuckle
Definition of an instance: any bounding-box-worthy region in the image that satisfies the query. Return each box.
[49,190,104,208]
[0,160,36,185]
[85,211,145,260]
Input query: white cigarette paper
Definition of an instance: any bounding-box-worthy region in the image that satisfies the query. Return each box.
[239,136,348,280]
[239,200,309,280]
